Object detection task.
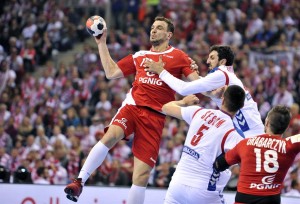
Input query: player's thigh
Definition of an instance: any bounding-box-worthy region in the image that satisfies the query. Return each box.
[194,190,225,204]
[133,108,165,167]
[164,182,186,204]
[165,182,225,204]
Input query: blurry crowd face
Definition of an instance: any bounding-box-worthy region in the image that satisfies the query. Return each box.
[150,21,170,47]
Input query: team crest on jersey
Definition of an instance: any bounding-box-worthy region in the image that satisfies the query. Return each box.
[235,110,249,132]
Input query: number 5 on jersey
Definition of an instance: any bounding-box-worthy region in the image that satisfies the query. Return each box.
[190,124,209,146]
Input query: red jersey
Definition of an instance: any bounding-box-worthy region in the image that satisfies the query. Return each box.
[117,46,194,112]
[225,134,300,196]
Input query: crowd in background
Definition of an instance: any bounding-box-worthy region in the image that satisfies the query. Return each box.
[0,0,300,196]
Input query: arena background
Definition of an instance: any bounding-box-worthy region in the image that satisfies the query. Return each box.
[0,0,300,203]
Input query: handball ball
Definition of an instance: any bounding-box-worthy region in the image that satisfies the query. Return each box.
[86,15,106,37]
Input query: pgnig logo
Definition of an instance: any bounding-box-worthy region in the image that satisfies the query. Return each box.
[249,174,280,189]
[114,118,128,129]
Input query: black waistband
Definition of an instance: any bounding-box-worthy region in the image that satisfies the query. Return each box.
[236,191,281,204]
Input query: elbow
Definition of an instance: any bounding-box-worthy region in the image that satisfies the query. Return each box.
[105,74,114,80]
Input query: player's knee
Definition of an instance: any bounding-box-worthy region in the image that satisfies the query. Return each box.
[132,169,151,186]
[101,127,124,148]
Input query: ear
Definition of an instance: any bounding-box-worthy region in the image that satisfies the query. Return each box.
[219,59,227,66]
[167,32,173,40]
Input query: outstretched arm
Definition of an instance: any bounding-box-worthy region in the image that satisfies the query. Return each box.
[144,57,226,96]
[162,95,199,120]
[95,29,124,79]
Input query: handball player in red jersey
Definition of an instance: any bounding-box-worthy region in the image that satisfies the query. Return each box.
[213,105,300,204]
[64,16,200,203]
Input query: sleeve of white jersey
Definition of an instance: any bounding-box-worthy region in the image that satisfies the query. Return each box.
[181,106,201,125]
[223,131,243,152]
[159,70,227,96]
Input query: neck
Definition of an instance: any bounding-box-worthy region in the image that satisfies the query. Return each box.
[220,107,236,119]
[152,42,169,52]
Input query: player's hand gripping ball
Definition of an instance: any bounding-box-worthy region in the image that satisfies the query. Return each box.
[86,15,106,37]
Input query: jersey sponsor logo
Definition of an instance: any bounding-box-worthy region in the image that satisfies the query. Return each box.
[182,146,200,160]
[114,118,128,129]
[261,174,276,184]
[235,110,250,132]
[249,174,281,190]
[138,77,163,85]
[207,169,220,191]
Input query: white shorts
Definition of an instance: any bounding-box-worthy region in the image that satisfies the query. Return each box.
[164,181,226,204]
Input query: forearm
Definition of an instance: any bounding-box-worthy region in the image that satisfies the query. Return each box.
[159,70,223,96]
[213,153,230,172]
[98,43,122,79]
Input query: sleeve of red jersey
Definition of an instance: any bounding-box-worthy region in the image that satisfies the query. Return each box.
[117,54,136,77]
[287,134,300,153]
[180,52,195,77]
[224,140,244,166]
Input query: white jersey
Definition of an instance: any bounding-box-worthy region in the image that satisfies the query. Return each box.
[159,65,264,138]
[170,106,243,190]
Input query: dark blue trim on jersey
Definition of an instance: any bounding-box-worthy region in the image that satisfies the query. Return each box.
[207,168,221,191]
[234,123,245,138]
[208,67,219,74]
[235,110,250,133]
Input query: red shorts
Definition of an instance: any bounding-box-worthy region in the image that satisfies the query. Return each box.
[107,104,165,167]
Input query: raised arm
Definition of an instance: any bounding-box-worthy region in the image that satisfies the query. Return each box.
[162,95,199,120]
[94,29,124,79]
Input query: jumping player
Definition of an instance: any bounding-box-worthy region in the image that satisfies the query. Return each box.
[64,16,199,203]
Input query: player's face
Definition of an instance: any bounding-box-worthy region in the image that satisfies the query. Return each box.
[207,51,220,70]
[150,21,170,46]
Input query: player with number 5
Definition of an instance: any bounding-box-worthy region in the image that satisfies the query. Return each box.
[162,85,246,204]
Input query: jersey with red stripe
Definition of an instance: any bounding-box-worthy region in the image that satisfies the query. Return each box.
[117,46,194,112]
[225,134,300,196]
[159,65,264,138]
[170,106,243,190]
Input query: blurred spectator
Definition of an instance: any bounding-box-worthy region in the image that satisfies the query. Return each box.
[284,179,300,197]
[33,166,50,184]
[285,103,300,137]
[271,82,294,108]
[0,59,16,95]
[0,124,12,153]
[108,159,129,186]
[0,103,11,125]
[0,146,11,169]
[223,24,242,48]
[20,39,36,73]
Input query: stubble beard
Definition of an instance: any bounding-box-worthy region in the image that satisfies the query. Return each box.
[150,39,164,47]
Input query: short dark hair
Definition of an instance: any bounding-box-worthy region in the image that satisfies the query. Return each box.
[154,16,175,33]
[223,85,245,113]
[267,105,291,134]
[209,45,235,66]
